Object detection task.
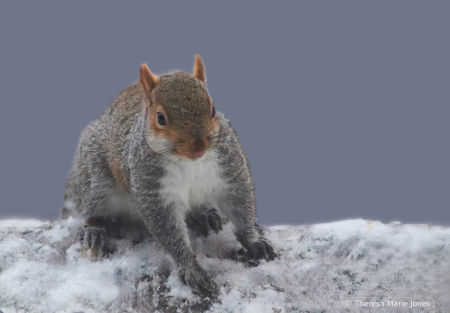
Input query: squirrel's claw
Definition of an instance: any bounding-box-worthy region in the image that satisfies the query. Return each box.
[236,224,278,266]
[238,241,275,267]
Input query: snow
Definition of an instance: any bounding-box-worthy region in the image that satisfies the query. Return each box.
[0,218,449,312]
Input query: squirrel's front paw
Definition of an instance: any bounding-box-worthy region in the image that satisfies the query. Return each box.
[179,262,218,298]
[186,207,226,237]
[83,225,107,258]
[206,208,225,234]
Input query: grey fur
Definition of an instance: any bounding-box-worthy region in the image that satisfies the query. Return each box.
[63,70,276,296]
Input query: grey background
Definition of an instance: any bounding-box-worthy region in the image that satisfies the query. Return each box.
[0,2,448,226]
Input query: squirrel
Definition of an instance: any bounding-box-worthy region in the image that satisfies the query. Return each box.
[62,55,277,296]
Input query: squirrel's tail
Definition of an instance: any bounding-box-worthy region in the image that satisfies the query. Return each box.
[61,178,78,219]
[61,197,76,219]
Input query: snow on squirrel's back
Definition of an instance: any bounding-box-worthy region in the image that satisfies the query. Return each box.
[0,217,449,312]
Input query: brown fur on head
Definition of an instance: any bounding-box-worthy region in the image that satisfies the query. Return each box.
[140,56,219,160]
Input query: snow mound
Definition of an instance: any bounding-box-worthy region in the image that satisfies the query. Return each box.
[0,218,449,312]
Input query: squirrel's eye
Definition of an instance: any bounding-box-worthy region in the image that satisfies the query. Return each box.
[212,106,216,118]
[157,112,167,126]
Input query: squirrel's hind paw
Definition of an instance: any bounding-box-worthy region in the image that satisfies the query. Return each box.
[237,226,278,265]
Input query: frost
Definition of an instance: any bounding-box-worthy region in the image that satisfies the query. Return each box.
[0,218,449,312]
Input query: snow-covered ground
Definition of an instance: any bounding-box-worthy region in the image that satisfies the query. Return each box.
[0,218,449,312]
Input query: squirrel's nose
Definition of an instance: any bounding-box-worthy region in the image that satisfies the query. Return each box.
[193,150,205,159]
[192,139,206,159]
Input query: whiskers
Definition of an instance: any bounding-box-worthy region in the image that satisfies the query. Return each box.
[208,131,221,146]
[155,146,177,156]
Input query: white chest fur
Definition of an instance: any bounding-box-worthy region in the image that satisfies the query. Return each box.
[159,150,227,214]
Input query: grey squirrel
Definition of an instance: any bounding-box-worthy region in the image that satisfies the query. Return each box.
[62,56,276,296]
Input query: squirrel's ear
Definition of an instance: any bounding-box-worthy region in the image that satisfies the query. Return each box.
[193,55,206,83]
[140,64,160,103]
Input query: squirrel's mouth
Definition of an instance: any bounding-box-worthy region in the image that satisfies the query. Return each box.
[191,150,205,159]
[180,147,208,161]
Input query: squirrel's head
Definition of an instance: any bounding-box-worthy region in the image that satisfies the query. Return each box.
[140,56,219,161]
